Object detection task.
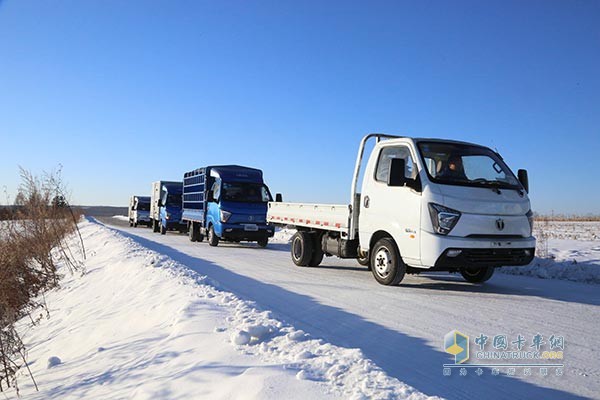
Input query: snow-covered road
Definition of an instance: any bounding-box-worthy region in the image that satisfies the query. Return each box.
[103,220,599,400]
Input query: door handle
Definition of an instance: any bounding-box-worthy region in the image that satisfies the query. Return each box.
[364,196,370,208]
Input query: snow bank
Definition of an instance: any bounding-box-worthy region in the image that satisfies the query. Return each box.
[111,215,129,222]
[499,238,600,284]
[14,219,436,400]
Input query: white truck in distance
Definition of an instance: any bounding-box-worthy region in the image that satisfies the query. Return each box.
[128,195,151,227]
[267,134,536,286]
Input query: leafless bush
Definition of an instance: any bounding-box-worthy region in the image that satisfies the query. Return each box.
[534,219,551,259]
[0,167,84,394]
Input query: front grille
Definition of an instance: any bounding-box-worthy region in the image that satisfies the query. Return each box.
[434,248,535,270]
[462,249,533,266]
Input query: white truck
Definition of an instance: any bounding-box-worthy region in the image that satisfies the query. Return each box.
[267,134,535,286]
[128,195,151,227]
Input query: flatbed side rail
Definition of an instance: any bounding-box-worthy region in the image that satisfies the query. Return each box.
[267,202,350,234]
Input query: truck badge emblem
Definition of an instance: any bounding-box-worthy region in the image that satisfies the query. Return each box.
[248,216,254,221]
[496,219,505,231]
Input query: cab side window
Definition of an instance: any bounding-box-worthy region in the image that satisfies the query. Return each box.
[211,179,221,201]
[375,146,416,183]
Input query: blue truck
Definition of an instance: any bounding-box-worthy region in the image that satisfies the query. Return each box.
[182,165,275,247]
[150,180,186,235]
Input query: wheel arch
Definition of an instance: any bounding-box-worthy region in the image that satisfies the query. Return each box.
[369,230,396,253]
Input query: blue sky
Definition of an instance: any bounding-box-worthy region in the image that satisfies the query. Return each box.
[0,1,598,214]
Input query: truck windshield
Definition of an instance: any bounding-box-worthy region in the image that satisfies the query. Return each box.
[166,194,182,206]
[137,202,150,211]
[417,141,521,190]
[222,182,272,203]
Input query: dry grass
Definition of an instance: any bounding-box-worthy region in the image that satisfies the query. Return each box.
[535,214,600,222]
[0,168,84,394]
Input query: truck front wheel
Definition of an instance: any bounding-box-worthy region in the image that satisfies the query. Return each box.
[460,266,494,283]
[371,238,405,286]
[208,225,219,247]
[257,237,268,248]
[291,232,313,266]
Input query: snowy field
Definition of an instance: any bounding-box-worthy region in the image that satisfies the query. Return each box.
[499,221,600,284]
[533,220,600,241]
[10,218,600,399]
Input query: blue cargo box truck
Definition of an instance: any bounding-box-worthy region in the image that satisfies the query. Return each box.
[150,180,186,235]
[182,165,274,247]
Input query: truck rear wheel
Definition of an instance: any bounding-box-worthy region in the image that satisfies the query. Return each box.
[371,238,405,286]
[460,267,494,283]
[357,251,370,267]
[291,232,313,266]
[257,237,269,248]
[309,233,324,267]
[189,222,199,242]
[208,225,219,247]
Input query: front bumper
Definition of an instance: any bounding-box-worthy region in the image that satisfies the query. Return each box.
[434,247,535,270]
[419,230,536,269]
[218,223,274,241]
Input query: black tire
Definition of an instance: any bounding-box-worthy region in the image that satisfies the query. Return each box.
[160,221,167,235]
[257,237,268,248]
[291,231,314,266]
[152,219,160,233]
[208,225,219,247]
[309,233,324,267]
[357,251,370,267]
[189,223,198,242]
[460,267,495,283]
[370,238,406,286]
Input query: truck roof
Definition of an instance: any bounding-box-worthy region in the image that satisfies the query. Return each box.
[382,136,489,149]
[185,165,264,183]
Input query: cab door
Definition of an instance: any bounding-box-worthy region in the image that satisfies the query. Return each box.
[359,145,422,265]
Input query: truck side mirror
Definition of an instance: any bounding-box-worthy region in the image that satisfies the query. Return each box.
[388,158,407,187]
[275,193,283,202]
[518,169,529,193]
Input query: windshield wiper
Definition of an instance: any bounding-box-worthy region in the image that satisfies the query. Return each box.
[476,180,525,195]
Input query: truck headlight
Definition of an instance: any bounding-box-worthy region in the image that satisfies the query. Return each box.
[220,210,232,223]
[526,209,534,236]
[428,203,461,235]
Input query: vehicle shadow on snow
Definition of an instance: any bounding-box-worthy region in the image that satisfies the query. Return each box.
[97,220,587,400]
[408,273,600,306]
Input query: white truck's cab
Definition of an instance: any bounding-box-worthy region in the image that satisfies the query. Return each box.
[268,134,535,286]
